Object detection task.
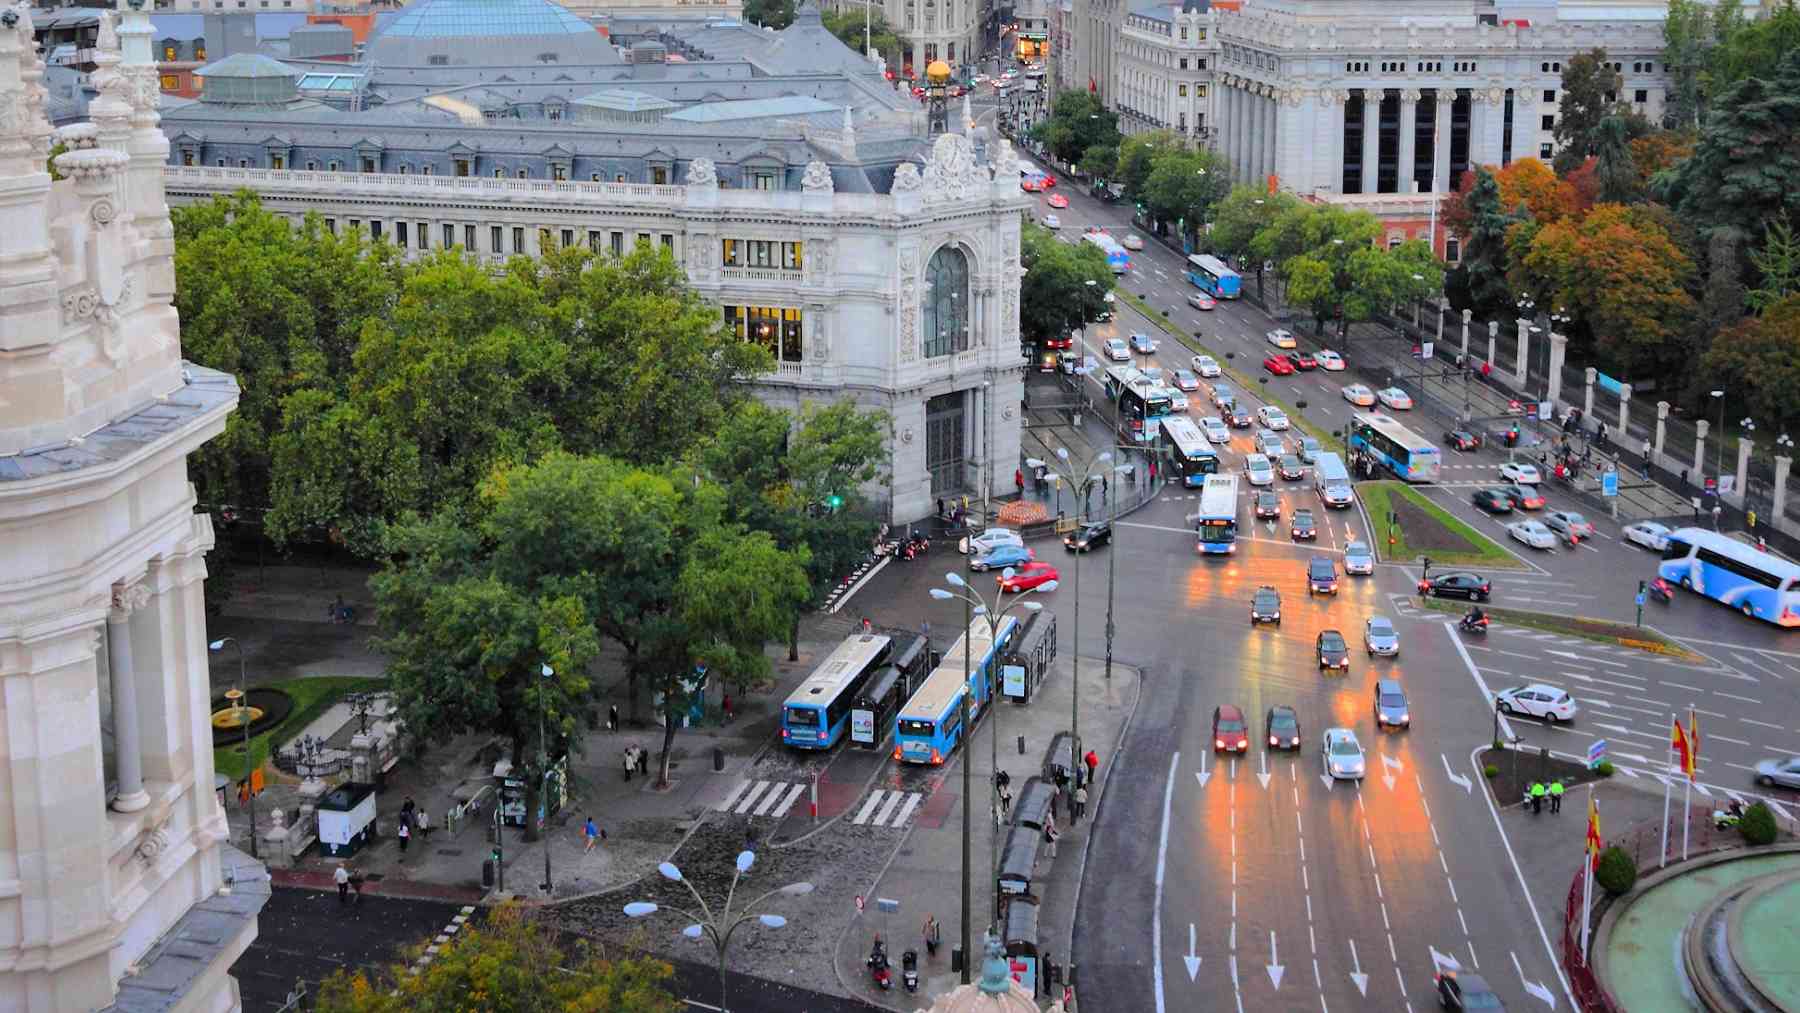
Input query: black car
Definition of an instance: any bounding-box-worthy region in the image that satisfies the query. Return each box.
[1266,705,1302,750]
[1435,971,1506,1010]
[1290,508,1318,540]
[1251,586,1282,625]
[1316,629,1350,671]
[1278,454,1306,481]
[1064,521,1112,552]
[1307,556,1339,595]
[1254,491,1282,519]
[1471,488,1514,514]
[1228,405,1254,428]
[1420,571,1492,602]
[1443,429,1483,452]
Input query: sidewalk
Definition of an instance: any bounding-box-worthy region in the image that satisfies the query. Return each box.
[830,656,1142,1010]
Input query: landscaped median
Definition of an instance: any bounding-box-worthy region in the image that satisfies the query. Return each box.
[1419,598,1704,660]
[1357,479,1522,569]
[1113,289,1338,447]
[213,675,385,780]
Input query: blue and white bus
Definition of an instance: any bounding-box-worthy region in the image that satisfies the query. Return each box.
[781,633,893,749]
[1082,232,1131,274]
[1185,254,1242,299]
[1349,412,1442,483]
[1194,474,1240,554]
[1658,528,1800,626]
[1162,416,1220,486]
[895,616,1019,765]
[1101,366,1173,444]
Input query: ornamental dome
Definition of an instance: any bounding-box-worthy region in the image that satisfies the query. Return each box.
[925,934,1065,1013]
[926,59,952,83]
[365,0,619,68]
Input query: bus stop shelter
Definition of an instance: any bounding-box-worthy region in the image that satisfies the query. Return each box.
[998,823,1043,898]
[1002,894,1042,995]
[1012,776,1055,832]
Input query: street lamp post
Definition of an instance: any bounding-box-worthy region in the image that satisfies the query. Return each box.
[1711,390,1726,486]
[932,577,1055,929]
[539,662,554,895]
[624,855,813,1013]
[208,637,255,859]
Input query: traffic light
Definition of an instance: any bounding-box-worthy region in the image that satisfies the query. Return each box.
[826,494,844,511]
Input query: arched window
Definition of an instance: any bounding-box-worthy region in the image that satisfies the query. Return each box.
[922,246,969,357]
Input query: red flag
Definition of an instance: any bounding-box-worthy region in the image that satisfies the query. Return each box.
[1688,709,1700,775]
[1672,717,1694,780]
[1586,794,1602,870]
[1088,76,1097,94]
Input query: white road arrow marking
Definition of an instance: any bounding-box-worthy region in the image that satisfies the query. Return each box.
[1593,722,1637,737]
[1348,939,1369,996]
[1429,946,1462,975]
[1184,923,1201,981]
[1442,754,1472,793]
[1196,750,1212,789]
[1381,753,1404,773]
[1613,750,1651,765]
[1513,951,1557,1009]
[1265,931,1285,989]
[1257,751,1272,789]
[1320,773,1335,791]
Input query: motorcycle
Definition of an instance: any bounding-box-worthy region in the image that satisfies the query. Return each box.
[901,534,931,560]
[868,941,892,991]
[902,950,919,993]
[1458,614,1490,636]
[1649,577,1675,605]
[1712,805,1745,830]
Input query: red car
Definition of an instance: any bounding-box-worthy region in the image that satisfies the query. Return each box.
[1046,193,1070,209]
[1212,704,1250,753]
[1285,351,1317,371]
[1020,178,1042,192]
[999,561,1060,593]
[1040,173,1058,188]
[1044,333,1073,350]
[1263,355,1296,376]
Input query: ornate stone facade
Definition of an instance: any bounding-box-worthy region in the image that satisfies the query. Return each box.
[0,3,258,1011]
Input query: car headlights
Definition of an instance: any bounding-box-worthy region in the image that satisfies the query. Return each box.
[1270,735,1279,746]
[1215,739,1225,749]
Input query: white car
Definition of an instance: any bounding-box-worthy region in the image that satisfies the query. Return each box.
[1043,214,1062,230]
[1507,520,1559,550]
[1130,333,1158,355]
[1104,338,1131,361]
[1192,355,1222,378]
[1122,234,1145,250]
[1342,384,1377,407]
[1254,429,1286,457]
[1257,406,1290,431]
[1499,462,1542,485]
[1623,520,1672,551]
[1495,684,1579,723]
[960,527,1024,556]
[1172,369,1201,391]
[1188,292,1217,311]
[1322,727,1366,781]
[1200,417,1232,444]
[1544,510,1597,539]
[1364,615,1400,656]
[1315,349,1346,371]
[1266,329,1297,349]
[1245,453,1275,486]
[1343,541,1375,575]
[1376,387,1414,410]
[1161,386,1190,412]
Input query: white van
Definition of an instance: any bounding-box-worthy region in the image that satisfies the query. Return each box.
[1313,451,1354,508]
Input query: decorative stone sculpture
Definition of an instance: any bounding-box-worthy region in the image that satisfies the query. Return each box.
[684,157,717,187]
[891,161,923,194]
[922,132,988,204]
[802,159,834,193]
[990,137,1018,183]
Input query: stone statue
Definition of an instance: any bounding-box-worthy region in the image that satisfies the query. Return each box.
[684,157,717,187]
[922,132,986,204]
[891,161,923,194]
[802,159,834,193]
[990,137,1018,181]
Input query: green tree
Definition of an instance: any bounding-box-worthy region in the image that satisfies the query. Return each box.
[1592,115,1642,203]
[1444,166,1525,321]
[1208,186,1301,261]
[1030,90,1120,166]
[1700,295,1800,435]
[1142,148,1233,245]
[1662,0,1714,128]
[1708,0,1800,99]
[1657,49,1800,245]
[1018,222,1115,339]
[1553,49,1625,175]
[1079,143,1120,182]
[314,903,683,1013]
[1739,800,1779,845]
[821,8,902,68]
[1748,217,1800,312]
[1596,845,1638,896]
[1254,203,1387,336]
[742,0,795,28]
[1114,129,1180,200]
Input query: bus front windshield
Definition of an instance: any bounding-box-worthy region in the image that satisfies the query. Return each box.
[1199,520,1235,543]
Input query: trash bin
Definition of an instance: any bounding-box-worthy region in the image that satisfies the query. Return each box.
[952,946,964,974]
[482,859,494,889]
[714,747,725,772]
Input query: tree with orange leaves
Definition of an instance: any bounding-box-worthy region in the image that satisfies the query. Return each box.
[1700,295,1800,434]
[1493,159,1585,224]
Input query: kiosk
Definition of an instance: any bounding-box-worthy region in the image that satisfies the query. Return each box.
[317,781,378,857]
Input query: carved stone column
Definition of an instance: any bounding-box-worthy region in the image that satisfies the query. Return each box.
[108,583,151,813]
[1514,318,1531,388]
[1774,455,1793,525]
[1546,332,1568,407]
[1487,320,1497,367]
[1734,438,1753,508]
[1359,89,1381,194]
[1617,383,1632,437]
[1460,308,1471,360]
[1584,367,1597,418]
[1397,90,1420,194]
[1693,420,1710,480]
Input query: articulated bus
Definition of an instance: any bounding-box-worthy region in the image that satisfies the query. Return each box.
[1194,474,1241,554]
[1162,416,1220,486]
[1082,232,1132,274]
[1658,528,1800,626]
[1349,412,1442,483]
[781,633,892,749]
[1101,366,1173,444]
[895,615,1020,765]
[1185,254,1243,299]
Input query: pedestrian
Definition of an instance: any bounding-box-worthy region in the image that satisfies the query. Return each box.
[1049,786,1060,823]
[348,867,364,903]
[584,816,600,851]
[416,808,431,840]
[1074,784,1088,821]
[334,864,351,905]
[1549,779,1564,814]
[921,619,931,642]
[1149,460,1157,482]
[923,914,942,958]
[623,747,635,783]
[1083,748,1099,783]
[1043,818,1060,858]
[936,497,945,520]
[401,795,416,823]
[1529,781,1546,815]
[1712,504,1723,530]
[721,693,734,723]
[638,748,650,777]
[1015,468,1024,496]
[331,594,347,624]
[995,768,1011,791]
[397,817,410,856]
[999,783,1013,819]
[608,704,619,732]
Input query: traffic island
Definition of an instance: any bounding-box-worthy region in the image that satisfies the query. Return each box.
[1419,599,1704,661]
[1356,480,1522,569]
[1478,744,1597,812]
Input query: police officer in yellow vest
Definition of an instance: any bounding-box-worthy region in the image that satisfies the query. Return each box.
[1529,781,1547,815]
[1548,779,1565,814]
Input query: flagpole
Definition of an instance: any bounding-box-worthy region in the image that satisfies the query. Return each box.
[1581,786,1596,963]
[1660,711,1673,867]
[1682,704,1697,861]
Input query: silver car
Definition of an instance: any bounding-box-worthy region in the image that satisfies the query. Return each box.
[1255,429,1286,457]
[1364,616,1399,656]
[1544,510,1597,539]
[1755,756,1800,790]
[1343,541,1375,575]
[1322,728,1366,781]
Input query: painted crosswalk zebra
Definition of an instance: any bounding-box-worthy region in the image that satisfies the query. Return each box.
[714,779,807,818]
[850,788,926,829]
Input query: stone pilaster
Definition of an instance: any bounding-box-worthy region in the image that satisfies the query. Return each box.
[107,583,151,813]
[1397,89,1420,194]
[1545,332,1568,407]
[1359,89,1380,194]
[1431,89,1452,191]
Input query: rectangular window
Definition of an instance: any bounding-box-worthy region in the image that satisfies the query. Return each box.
[539,228,553,251]
[637,233,651,248]
[1539,143,1553,159]
[491,225,503,252]
[552,165,567,181]
[722,238,740,266]
[512,227,525,253]
[652,167,669,185]
[370,220,382,240]
[725,306,804,362]
[396,222,409,248]
[1178,84,1188,97]
[517,168,529,179]
[495,168,506,179]
[464,224,476,250]
[1543,89,1555,103]
[1444,237,1461,263]
[1634,88,1648,103]
[444,224,456,248]
[361,157,376,173]
[419,223,429,248]
[324,218,336,234]
[752,172,776,190]
[1179,58,1187,70]
[305,160,316,171]
[455,159,470,177]
[181,150,195,166]
[1197,84,1207,97]
[1541,114,1554,130]
[561,228,575,249]
[611,231,624,255]
[270,154,284,169]
[589,230,602,252]
[661,233,674,251]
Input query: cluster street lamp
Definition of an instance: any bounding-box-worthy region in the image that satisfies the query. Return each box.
[1516,296,1571,403]
[624,854,813,1013]
[930,573,1056,933]
[208,637,255,859]
[538,662,555,895]
[1711,390,1726,482]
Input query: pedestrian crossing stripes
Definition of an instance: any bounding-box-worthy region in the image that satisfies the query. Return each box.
[851,788,926,828]
[715,779,806,818]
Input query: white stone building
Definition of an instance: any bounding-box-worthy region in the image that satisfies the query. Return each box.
[1115,0,1218,140]
[831,0,983,73]
[0,2,262,1011]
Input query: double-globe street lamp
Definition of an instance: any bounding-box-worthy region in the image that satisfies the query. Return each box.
[930,573,1056,933]
[623,853,814,1013]
[208,637,255,859]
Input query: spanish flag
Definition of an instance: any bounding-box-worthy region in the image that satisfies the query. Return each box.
[1688,709,1701,773]
[1585,794,1602,870]
[1672,716,1696,780]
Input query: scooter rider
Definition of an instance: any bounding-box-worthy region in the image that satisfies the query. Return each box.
[1463,605,1487,627]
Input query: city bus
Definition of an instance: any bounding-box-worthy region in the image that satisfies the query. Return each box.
[1194,474,1240,554]
[849,633,936,749]
[1658,528,1800,625]
[895,615,1019,765]
[1101,366,1173,444]
[1162,416,1220,486]
[1185,254,1242,299]
[781,633,892,749]
[1349,412,1442,483]
[1082,232,1131,274]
